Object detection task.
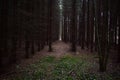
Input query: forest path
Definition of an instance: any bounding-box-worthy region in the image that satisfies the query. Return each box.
[19,40,95,67]
[19,41,72,67]
[46,41,71,57]
[0,41,79,77]
[0,41,118,79]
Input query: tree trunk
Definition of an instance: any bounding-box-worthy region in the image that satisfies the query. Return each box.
[89,0,94,52]
[71,0,77,52]
[86,0,90,49]
[48,0,53,52]
[81,0,86,49]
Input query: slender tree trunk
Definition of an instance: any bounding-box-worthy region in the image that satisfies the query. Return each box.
[71,0,77,52]
[117,0,120,62]
[87,0,90,49]
[31,39,35,54]
[118,19,120,63]
[48,0,53,52]
[64,16,67,42]
[89,0,94,52]
[81,0,86,49]
[25,36,30,58]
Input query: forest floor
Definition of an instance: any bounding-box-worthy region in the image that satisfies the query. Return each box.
[0,41,120,80]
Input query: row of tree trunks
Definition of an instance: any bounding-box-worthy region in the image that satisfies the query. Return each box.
[0,0,57,73]
[62,0,119,72]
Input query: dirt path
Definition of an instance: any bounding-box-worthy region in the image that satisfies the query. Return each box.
[0,41,72,77]
[18,41,95,68]
[47,41,71,57]
[0,41,119,79]
[16,40,119,70]
[17,41,71,67]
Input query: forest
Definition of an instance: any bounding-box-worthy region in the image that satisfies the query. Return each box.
[0,0,120,80]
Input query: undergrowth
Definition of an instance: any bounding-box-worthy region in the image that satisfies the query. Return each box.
[3,55,120,80]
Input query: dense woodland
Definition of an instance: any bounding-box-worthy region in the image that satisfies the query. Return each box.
[0,0,120,76]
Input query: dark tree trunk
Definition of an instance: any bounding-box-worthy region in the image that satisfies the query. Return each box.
[64,16,67,42]
[117,0,120,62]
[81,0,86,49]
[71,0,77,52]
[118,17,120,62]
[25,37,30,58]
[100,0,109,72]
[31,40,35,54]
[89,0,94,52]
[95,0,109,72]
[48,0,53,52]
[0,0,9,67]
[86,0,90,49]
